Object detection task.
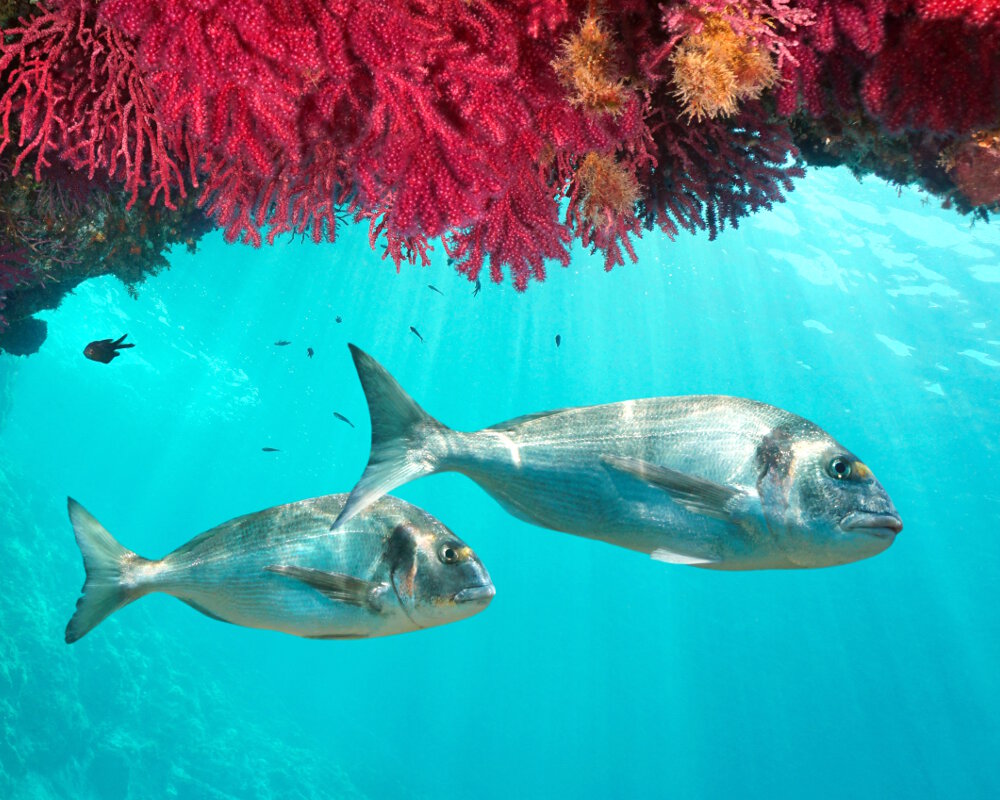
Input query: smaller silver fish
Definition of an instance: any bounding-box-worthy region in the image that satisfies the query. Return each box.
[410,326,424,343]
[65,495,493,643]
[428,284,444,295]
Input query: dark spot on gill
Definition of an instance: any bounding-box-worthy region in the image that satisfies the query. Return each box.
[756,428,795,483]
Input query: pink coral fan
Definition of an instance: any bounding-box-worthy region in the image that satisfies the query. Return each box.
[0,0,811,289]
[779,0,1000,135]
[0,0,182,206]
[32,1,1000,292]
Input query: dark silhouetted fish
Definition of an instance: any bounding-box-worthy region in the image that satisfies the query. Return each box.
[83,334,134,364]
[410,326,423,343]
[555,335,561,348]
[332,345,903,571]
[64,495,493,643]
[473,279,481,297]
[307,347,315,358]
[334,412,355,428]
[428,285,444,295]
[262,447,280,452]
[274,340,292,346]
[335,316,342,324]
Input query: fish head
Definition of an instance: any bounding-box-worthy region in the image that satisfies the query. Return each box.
[384,511,494,629]
[83,343,106,362]
[756,425,902,567]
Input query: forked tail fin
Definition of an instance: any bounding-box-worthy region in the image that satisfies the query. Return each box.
[65,498,149,643]
[332,345,450,530]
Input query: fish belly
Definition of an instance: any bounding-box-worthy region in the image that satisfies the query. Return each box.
[148,504,409,638]
[461,455,750,562]
[164,570,401,638]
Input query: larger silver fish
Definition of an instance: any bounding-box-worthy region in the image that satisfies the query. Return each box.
[65,494,494,643]
[333,345,903,570]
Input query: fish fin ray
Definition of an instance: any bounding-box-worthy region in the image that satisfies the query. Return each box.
[65,498,149,643]
[332,345,448,530]
[602,455,744,521]
[265,565,381,609]
[650,547,718,565]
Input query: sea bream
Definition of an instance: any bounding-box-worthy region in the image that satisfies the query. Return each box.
[65,494,494,643]
[332,345,903,570]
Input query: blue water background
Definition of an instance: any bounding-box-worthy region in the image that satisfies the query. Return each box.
[1,167,998,799]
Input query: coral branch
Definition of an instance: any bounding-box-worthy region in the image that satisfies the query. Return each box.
[0,0,183,207]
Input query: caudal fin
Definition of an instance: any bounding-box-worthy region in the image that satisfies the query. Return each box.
[332,345,449,530]
[65,498,148,643]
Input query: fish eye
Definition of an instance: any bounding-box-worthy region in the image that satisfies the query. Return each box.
[438,542,461,564]
[827,457,852,480]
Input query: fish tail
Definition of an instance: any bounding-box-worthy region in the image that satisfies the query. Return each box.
[332,345,450,530]
[65,498,152,644]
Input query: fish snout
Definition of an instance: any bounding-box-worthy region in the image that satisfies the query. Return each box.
[840,510,903,537]
[452,583,495,606]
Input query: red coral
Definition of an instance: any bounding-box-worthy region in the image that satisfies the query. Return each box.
[2,0,812,290]
[949,140,1000,206]
[918,0,1000,25]
[0,0,183,206]
[779,1,1000,135]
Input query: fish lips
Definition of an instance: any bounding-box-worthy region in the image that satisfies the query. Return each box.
[840,510,903,537]
[452,584,496,605]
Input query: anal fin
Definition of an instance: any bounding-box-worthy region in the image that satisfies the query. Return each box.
[180,598,235,625]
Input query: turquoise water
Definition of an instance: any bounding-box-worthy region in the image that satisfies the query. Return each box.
[1,167,999,799]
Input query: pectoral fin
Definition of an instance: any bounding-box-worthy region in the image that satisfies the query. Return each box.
[602,455,747,522]
[265,565,383,610]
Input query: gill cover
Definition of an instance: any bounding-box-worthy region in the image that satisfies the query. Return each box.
[755,427,797,534]
[386,522,420,610]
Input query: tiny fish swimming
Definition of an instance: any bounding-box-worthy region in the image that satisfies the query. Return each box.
[333,345,902,571]
[65,494,494,643]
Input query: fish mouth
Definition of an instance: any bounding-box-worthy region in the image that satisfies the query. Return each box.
[453,584,495,604]
[840,511,903,537]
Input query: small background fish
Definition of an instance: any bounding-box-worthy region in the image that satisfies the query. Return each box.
[83,334,133,363]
